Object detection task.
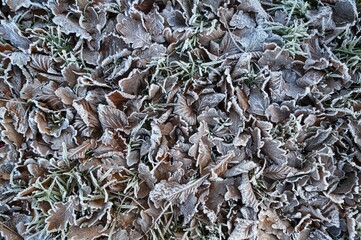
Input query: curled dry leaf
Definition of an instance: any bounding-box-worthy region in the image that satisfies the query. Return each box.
[174,95,197,125]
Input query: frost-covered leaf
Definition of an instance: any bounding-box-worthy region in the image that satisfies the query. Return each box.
[230,11,255,29]
[53,15,91,39]
[144,8,165,36]
[68,139,95,160]
[248,88,270,116]
[224,160,257,178]
[263,138,287,165]
[264,164,296,180]
[46,197,77,232]
[239,27,268,51]
[98,104,129,130]
[265,104,290,123]
[179,193,198,225]
[73,99,100,129]
[149,175,208,208]
[205,151,235,176]
[348,120,361,148]
[229,218,257,240]
[116,15,151,49]
[305,127,332,151]
[258,45,292,71]
[238,173,258,210]
[296,70,324,88]
[198,93,225,112]
[30,54,51,72]
[138,163,156,189]
[5,0,32,11]
[174,95,197,125]
[0,21,31,50]
[68,225,107,240]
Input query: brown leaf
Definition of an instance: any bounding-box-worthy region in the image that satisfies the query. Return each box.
[116,14,151,49]
[46,197,77,232]
[98,104,129,131]
[73,99,100,128]
[68,139,95,160]
[229,218,257,240]
[30,54,51,73]
[149,175,208,208]
[205,152,235,176]
[0,222,22,240]
[174,95,197,125]
[348,120,361,148]
[68,225,108,240]
[224,160,257,178]
[263,138,287,165]
[54,87,75,106]
[264,164,296,180]
[296,70,324,88]
[238,173,258,210]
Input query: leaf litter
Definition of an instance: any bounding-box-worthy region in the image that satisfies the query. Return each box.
[0,0,361,239]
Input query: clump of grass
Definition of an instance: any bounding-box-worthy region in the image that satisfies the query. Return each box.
[29,26,87,68]
[264,19,311,56]
[334,28,361,74]
[147,52,221,84]
[264,0,311,23]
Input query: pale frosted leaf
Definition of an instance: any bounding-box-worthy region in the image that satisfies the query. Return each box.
[348,120,361,148]
[150,175,208,208]
[179,193,198,225]
[138,163,156,189]
[116,15,151,49]
[230,11,255,29]
[198,93,225,112]
[144,8,164,36]
[263,138,287,165]
[229,218,257,240]
[0,20,30,50]
[10,52,29,67]
[248,88,269,116]
[5,0,32,11]
[238,173,258,210]
[53,15,91,39]
[224,161,257,177]
[296,70,324,88]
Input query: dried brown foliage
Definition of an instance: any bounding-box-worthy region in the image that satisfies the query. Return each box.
[0,0,361,239]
